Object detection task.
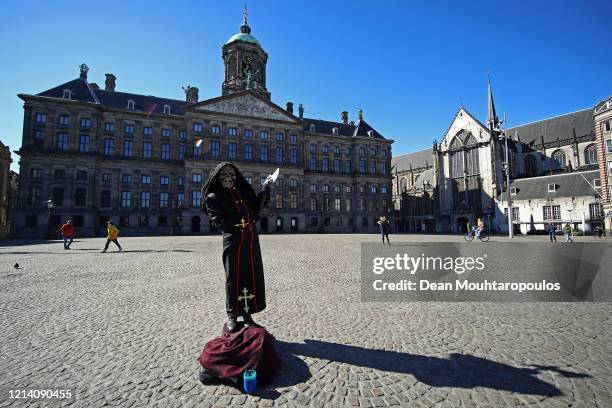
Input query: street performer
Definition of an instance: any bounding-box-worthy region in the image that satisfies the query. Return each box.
[201,162,274,332]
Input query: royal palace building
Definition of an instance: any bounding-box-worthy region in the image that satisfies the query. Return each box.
[12,12,393,237]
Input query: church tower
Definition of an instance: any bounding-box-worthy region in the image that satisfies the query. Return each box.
[221,5,270,100]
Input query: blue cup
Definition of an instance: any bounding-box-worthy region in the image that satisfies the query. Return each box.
[243,369,257,394]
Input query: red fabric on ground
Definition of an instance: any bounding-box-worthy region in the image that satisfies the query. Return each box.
[198,324,280,384]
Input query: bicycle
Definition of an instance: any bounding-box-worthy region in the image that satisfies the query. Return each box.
[464,228,490,242]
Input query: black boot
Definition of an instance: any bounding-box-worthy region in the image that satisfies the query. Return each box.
[243,314,256,327]
[226,315,238,332]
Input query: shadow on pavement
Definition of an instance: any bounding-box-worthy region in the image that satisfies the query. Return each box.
[273,339,590,397]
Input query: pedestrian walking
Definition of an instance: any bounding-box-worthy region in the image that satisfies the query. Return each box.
[563,223,573,243]
[101,221,123,253]
[378,216,391,245]
[547,223,557,242]
[59,219,74,250]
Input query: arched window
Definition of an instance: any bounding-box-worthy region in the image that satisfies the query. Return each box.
[163,104,171,114]
[309,124,316,133]
[584,144,597,165]
[127,99,135,110]
[525,155,537,176]
[400,177,408,193]
[552,150,567,170]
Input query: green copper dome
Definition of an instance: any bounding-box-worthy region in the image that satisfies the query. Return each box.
[226,6,262,47]
[226,32,261,46]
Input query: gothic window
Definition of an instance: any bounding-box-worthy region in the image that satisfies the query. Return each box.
[552,150,567,170]
[400,178,408,193]
[584,144,597,165]
[525,155,537,176]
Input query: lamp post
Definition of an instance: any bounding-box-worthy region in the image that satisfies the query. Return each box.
[45,199,54,239]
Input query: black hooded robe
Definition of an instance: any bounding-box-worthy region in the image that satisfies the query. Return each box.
[202,162,270,317]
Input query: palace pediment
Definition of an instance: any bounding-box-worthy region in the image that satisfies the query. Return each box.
[189,91,299,123]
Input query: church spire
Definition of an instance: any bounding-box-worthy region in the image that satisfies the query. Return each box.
[487,80,499,130]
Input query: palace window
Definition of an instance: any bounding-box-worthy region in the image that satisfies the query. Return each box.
[124,124,134,134]
[62,89,72,99]
[139,215,149,226]
[290,134,298,143]
[76,170,87,181]
[334,185,341,193]
[290,194,298,209]
[177,176,184,186]
[35,113,47,123]
[162,128,171,137]
[143,142,152,158]
[177,192,185,208]
[346,199,352,211]
[335,198,341,211]
[322,158,329,172]
[123,140,133,157]
[191,190,201,207]
[276,146,284,163]
[28,187,40,205]
[228,143,237,160]
[75,188,86,206]
[310,184,317,192]
[289,179,298,188]
[35,130,45,140]
[121,174,132,184]
[192,140,202,157]
[102,173,112,183]
[192,174,202,184]
[163,105,171,114]
[332,127,338,135]
[244,144,253,160]
[105,122,115,132]
[310,143,317,154]
[161,143,170,160]
[179,130,187,139]
[57,133,69,150]
[309,157,317,171]
[345,160,352,174]
[211,141,220,158]
[322,185,329,193]
[143,126,153,137]
[127,100,135,110]
[58,115,69,126]
[228,127,237,136]
[334,146,341,155]
[179,144,186,159]
[245,176,253,185]
[310,198,317,211]
[52,188,64,206]
[79,117,91,128]
[244,129,253,138]
[309,124,316,133]
[276,132,284,141]
[323,197,329,211]
[100,190,111,207]
[30,168,42,178]
[290,148,298,164]
[121,191,132,208]
[211,125,221,134]
[159,192,169,208]
[141,175,151,184]
[193,122,203,133]
[260,131,269,140]
[103,139,113,156]
[359,159,366,174]
[334,159,340,173]
[79,135,90,152]
[322,145,329,154]
[160,176,169,185]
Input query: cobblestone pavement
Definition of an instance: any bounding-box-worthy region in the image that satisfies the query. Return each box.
[0,234,610,407]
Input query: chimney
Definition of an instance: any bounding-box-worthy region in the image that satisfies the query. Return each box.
[298,103,304,119]
[341,111,348,124]
[105,74,116,92]
[183,86,199,103]
[286,102,294,114]
[357,109,363,121]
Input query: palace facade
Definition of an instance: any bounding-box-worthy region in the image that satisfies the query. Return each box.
[12,12,393,237]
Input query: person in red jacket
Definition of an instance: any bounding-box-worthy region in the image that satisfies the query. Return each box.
[60,219,74,250]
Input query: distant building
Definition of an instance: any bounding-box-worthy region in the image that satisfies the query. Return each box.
[12,9,392,237]
[393,87,607,234]
[594,96,612,231]
[0,140,12,238]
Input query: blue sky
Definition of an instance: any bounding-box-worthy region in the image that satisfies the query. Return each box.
[1,0,611,172]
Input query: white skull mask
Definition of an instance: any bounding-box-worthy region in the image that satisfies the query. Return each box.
[218,166,236,189]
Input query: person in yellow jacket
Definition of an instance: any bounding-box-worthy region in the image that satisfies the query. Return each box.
[101,220,123,253]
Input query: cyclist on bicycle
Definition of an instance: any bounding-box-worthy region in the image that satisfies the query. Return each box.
[474,218,485,238]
